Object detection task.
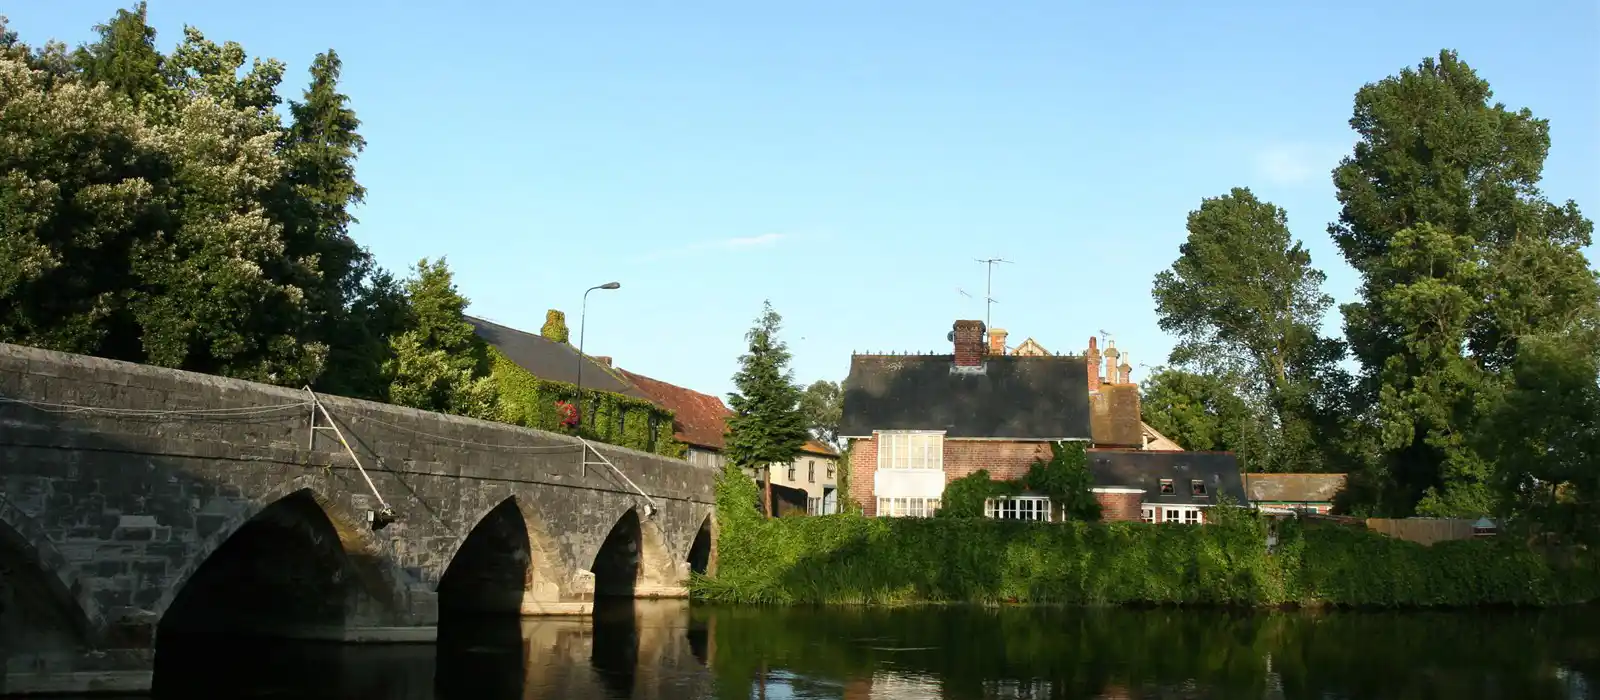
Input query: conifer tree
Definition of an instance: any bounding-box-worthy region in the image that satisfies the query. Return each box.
[725,301,809,517]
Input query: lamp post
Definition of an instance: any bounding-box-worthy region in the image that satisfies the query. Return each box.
[575,282,621,427]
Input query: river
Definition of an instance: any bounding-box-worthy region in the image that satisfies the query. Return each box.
[137,600,1597,699]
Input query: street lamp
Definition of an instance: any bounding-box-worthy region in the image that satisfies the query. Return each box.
[575,282,622,427]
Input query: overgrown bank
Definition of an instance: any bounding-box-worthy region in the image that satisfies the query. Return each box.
[691,466,1599,608]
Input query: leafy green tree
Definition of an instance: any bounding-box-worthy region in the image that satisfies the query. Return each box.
[0,51,161,359]
[798,379,842,448]
[540,309,570,343]
[386,258,496,418]
[1151,187,1351,474]
[1329,49,1600,515]
[1140,368,1261,460]
[1478,331,1600,542]
[71,3,164,103]
[725,301,809,513]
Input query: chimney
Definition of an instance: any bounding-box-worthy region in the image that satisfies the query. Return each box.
[594,356,612,368]
[1103,339,1121,385]
[1119,352,1133,384]
[951,320,987,367]
[988,328,1009,356]
[1086,336,1102,394]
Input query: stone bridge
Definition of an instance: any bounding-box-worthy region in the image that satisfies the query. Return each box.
[0,343,718,695]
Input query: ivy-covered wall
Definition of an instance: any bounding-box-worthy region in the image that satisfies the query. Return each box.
[488,348,683,457]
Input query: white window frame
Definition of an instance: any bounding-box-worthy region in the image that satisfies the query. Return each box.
[1151,505,1206,525]
[985,495,1052,522]
[876,497,941,518]
[1141,506,1155,523]
[877,430,944,471]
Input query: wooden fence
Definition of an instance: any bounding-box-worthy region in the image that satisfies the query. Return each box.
[1298,514,1484,545]
[1364,518,1478,545]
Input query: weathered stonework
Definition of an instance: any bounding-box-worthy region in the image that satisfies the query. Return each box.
[0,343,717,695]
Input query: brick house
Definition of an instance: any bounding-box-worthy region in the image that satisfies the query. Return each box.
[839,319,1245,523]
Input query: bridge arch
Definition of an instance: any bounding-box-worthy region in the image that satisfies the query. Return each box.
[591,506,680,598]
[437,496,568,618]
[0,503,97,660]
[154,477,406,643]
[686,515,713,576]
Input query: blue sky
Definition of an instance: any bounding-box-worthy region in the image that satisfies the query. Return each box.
[11,1,1599,400]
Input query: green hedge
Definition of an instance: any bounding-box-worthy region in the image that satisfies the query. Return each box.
[694,465,1599,607]
[487,348,683,457]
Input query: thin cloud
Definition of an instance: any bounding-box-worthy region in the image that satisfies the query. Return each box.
[723,233,785,248]
[1254,143,1345,187]
[632,232,790,262]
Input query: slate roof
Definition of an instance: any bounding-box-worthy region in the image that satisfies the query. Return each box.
[618,369,732,451]
[465,316,647,400]
[1087,449,1247,507]
[839,354,1092,439]
[1243,473,1347,503]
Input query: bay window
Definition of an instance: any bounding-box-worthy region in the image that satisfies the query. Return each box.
[878,431,943,470]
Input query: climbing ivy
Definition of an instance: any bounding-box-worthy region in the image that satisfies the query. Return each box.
[938,442,1101,521]
[487,348,683,457]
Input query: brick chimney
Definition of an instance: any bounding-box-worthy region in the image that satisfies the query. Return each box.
[988,328,1009,356]
[952,320,987,367]
[1103,339,1121,385]
[1119,353,1132,384]
[1086,336,1102,394]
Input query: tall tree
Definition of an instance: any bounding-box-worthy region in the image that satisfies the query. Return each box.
[798,379,842,448]
[1330,49,1600,516]
[71,2,164,103]
[386,258,497,418]
[725,301,809,517]
[1151,187,1350,473]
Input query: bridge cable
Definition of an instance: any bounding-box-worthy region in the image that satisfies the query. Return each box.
[303,387,396,528]
[578,437,659,518]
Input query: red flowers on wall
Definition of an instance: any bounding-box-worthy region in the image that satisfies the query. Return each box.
[555,401,579,428]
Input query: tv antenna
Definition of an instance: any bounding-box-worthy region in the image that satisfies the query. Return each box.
[975,258,1012,331]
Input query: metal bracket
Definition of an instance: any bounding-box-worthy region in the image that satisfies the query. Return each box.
[305,388,396,530]
[579,438,659,518]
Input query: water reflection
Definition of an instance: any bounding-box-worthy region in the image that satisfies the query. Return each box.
[138,602,1600,699]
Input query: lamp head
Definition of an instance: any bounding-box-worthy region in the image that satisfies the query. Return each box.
[599,282,621,290]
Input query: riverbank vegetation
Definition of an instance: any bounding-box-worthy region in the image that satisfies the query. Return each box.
[694,463,1599,608]
[0,6,682,455]
[1139,50,1600,540]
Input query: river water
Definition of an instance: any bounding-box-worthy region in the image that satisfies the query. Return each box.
[140,600,1597,699]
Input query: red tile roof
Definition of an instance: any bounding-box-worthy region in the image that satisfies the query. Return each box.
[800,439,838,457]
[618,369,732,451]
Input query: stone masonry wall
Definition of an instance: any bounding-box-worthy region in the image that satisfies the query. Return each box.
[0,342,716,694]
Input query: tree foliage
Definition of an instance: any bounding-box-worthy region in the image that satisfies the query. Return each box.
[1330,49,1600,517]
[1150,188,1353,474]
[725,301,809,472]
[385,258,496,418]
[798,379,842,448]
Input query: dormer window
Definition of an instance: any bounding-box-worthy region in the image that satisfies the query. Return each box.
[1159,479,1174,495]
[1192,480,1208,497]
